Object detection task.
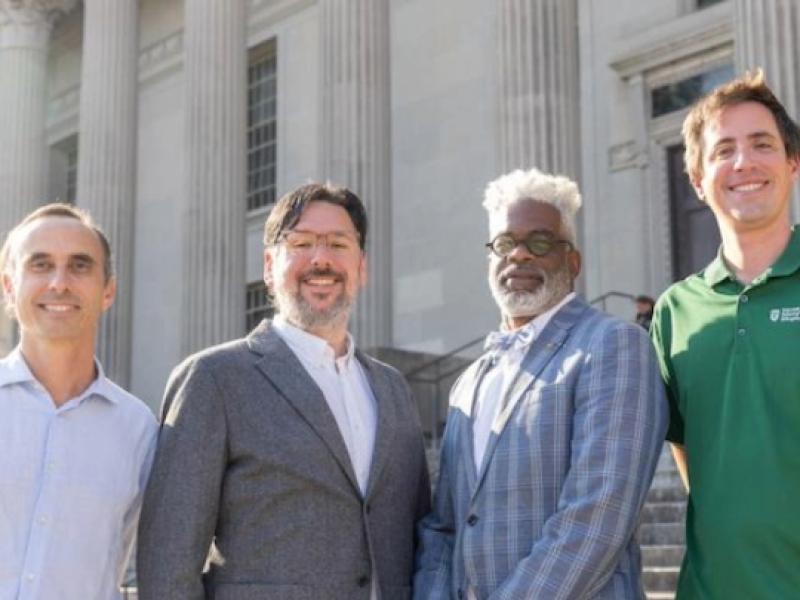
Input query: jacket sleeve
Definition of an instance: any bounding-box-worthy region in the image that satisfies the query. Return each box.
[136,357,228,600]
[413,412,456,600]
[487,322,668,600]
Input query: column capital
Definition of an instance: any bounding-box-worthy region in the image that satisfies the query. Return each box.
[0,0,76,49]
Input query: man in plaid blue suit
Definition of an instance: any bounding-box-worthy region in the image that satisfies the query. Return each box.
[414,168,667,600]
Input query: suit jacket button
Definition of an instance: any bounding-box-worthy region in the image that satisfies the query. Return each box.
[357,575,370,587]
[467,514,479,526]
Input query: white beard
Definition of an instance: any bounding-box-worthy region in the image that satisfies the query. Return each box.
[489,260,573,319]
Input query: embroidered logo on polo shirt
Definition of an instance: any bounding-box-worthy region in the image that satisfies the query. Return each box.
[770,307,800,322]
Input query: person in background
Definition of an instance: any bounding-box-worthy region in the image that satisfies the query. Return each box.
[634,294,655,330]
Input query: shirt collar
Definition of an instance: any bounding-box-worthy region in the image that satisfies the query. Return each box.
[0,347,118,404]
[704,227,800,287]
[272,314,355,368]
[484,291,575,359]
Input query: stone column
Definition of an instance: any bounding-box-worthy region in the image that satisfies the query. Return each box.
[76,0,138,385]
[319,0,392,350]
[496,0,580,178]
[734,0,800,215]
[181,0,247,356]
[0,0,75,235]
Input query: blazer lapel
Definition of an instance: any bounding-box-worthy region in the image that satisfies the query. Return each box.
[247,321,360,495]
[472,297,589,497]
[357,352,398,500]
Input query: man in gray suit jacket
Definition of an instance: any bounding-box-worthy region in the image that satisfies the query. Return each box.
[138,183,430,600]
[414,168,667,600]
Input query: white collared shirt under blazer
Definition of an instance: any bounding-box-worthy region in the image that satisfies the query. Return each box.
[272,316,377,495]
[0,348,157,600]
[413,296,668,600]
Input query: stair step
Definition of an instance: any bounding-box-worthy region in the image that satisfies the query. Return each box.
[646,480,687,503]
[638,522,685,545]
[646,593,675,600]
[643,566,681,593]
[641,544,685,567]
[640,501,686,524]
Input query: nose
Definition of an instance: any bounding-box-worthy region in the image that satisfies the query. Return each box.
[48,266,70,293]
[506,241,535,262]
[732,145,754,170]
[308,238,334,267]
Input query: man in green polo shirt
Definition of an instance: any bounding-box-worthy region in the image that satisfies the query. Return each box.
[651,70,800,599]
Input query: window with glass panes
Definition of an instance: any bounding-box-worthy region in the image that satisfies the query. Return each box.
[247,42,277,212]
[246,281,273,331]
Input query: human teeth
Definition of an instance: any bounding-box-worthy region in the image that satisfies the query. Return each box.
[732,182,765,192]
[43,305,73,312]
[306,278,335,285]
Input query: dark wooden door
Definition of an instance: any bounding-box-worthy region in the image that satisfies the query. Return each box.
[667,144,721,281]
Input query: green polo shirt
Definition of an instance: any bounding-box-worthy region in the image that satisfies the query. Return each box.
[652,227,800,600]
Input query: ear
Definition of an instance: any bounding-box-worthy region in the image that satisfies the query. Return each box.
[691,175,706,203]
[789,157,799,183]
[263,248,274,288]
[2,272,16,312]
[101,277,117,312]
[359,252,368,288]
[568,248,582,280]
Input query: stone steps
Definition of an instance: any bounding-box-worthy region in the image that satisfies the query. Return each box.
[639,446,686,600]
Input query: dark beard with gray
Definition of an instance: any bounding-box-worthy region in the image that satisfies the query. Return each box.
[273,267,354,330]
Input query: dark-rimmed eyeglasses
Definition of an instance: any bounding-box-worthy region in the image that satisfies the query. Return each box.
[485,233,573,258]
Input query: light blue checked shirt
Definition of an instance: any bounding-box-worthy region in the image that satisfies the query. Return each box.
[0,348,157,600]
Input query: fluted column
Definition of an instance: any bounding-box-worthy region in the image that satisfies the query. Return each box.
[0,0,75,236]
[76,0,138,385]
[496,0,580,178]
[735,0,800,216]
[181,0,247,355]
[320,0,392,349]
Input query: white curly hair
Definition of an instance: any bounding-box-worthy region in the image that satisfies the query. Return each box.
[482,167,582,244]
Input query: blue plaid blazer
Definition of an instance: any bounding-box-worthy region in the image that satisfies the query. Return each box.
[414,296,667,600]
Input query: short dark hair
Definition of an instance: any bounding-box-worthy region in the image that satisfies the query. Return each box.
[0,202,114,282]
[263,182,368,250]
[682,69,800,183]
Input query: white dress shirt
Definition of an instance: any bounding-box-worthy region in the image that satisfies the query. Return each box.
[272,316,377,496]
[0,348,157,600]
[472,292,575,473]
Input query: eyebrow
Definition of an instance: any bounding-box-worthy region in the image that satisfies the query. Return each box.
[711,130,779,149]
[23,252,97,265]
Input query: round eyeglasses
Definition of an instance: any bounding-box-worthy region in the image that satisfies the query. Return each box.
[485,233,573,258]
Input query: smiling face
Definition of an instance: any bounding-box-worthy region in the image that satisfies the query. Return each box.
[2,216,116,351]
[694,101,799,236]
[487,200,581,329]
[263,201,366,333]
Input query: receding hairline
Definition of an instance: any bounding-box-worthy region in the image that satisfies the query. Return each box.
[2,214,112,281]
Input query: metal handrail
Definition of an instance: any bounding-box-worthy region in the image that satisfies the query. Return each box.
[588,290,636,311]
[403,336,484,379]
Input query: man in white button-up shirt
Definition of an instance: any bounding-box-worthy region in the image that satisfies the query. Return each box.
[139,183,430,600]
[0,204,157,600]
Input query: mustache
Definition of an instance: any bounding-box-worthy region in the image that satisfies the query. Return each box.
[300,267,345,280]
[499,265,546,280]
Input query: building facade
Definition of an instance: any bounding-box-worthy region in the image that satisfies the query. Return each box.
[0,0,798,411]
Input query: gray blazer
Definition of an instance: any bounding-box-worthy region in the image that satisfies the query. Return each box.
[137,320,431,600]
